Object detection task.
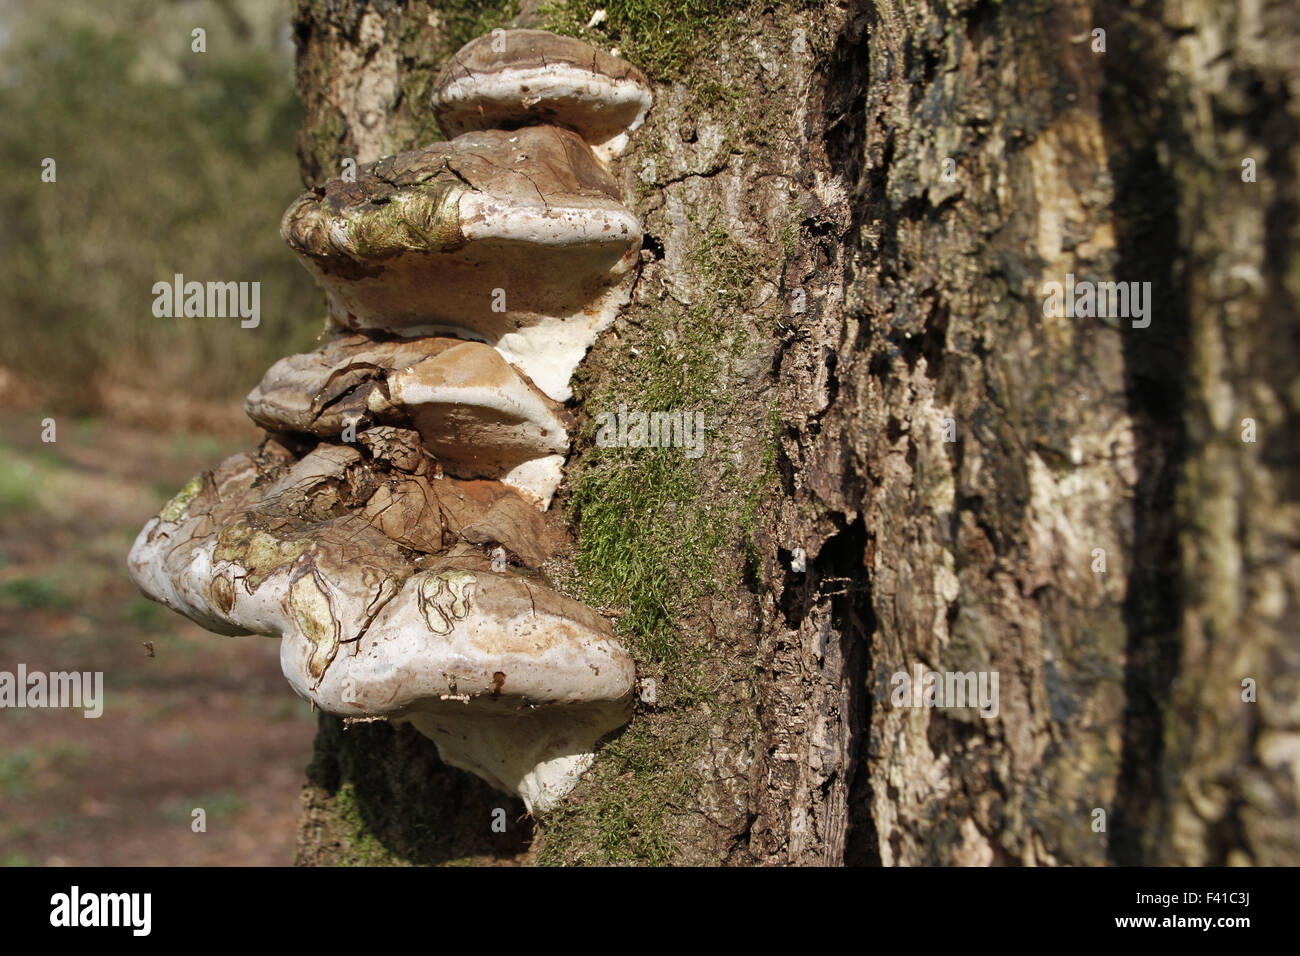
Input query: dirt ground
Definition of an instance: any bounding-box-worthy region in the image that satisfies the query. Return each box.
[0,407,317,866]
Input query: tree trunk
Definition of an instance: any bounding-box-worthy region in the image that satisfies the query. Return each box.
[290,0,1299,865]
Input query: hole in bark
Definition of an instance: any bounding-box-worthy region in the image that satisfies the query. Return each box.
[641,231,665,260]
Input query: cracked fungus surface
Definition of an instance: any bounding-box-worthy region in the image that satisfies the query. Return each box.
[213,518,314,593]
[419,570,477,635]
[289,571,341,682]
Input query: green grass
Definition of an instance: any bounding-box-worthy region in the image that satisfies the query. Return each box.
[0,575,70,611]
[0,746,91,800]
[42,816,73,836]
[0,749,35,798]
[123,595,168,632]
[165,433,227,463]
[0,448,46,514]
[71,418,101,445]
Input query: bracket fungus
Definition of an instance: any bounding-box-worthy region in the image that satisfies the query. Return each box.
[280,125,640,402]
[128,30,652,811]
[431,29,653,164]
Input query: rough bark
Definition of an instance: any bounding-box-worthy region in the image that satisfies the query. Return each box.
[290,0,1299,865]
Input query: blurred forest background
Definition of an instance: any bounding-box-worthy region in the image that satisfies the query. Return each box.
[0,0,321,418]
[0,0,324,865]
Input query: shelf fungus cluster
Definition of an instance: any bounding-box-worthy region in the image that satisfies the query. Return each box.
[128,30,652,811]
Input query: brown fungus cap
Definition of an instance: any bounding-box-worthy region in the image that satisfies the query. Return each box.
[432,29,653,163]
[245,333,571,508]
[279,126,640,401]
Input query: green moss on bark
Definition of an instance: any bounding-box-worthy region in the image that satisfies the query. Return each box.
[541,0,748,82]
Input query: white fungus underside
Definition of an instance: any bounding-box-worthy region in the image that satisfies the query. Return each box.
[405,707,629,812]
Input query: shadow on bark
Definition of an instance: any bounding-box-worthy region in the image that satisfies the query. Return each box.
[1096,0,1188,865]
[299,714,532,865]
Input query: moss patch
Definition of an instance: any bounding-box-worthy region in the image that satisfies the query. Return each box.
[433,0,521,59]
[537,190,785,859]
[565,210,764,665]
[159,474,204,522]
[533,709,705,864]
[542,0,749,83]
[0,574,70,611]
